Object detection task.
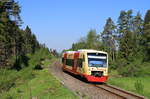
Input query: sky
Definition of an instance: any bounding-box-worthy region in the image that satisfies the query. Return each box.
[17,0,150,52]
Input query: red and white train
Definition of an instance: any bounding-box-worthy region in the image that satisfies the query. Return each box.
[62,49,108,82]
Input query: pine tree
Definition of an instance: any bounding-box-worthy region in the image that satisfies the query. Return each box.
[143,10,150,61]
[144,10,150,25]
[24,26,33,53]
[71,37,87,50]
[101,17,116,61]
[0,0,39,69]
[86,29,99,49]
[117,10,133,38]
[132,12,143,34]
[0,0,21,68]
[116,10,145,76]
[0,23,6,67]
[132,12,144,55]
[31,33,39,53]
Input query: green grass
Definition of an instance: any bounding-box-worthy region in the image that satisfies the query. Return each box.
[0,60,78,99]
[42,57,57,68]
[0,48,78,99]
[108,70,150,98]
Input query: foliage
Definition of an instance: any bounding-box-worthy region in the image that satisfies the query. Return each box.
[0,0,53,93]
[70,29,102,51]
[0,48,53,96]
[0,57,78,99]
[0,0,41,69]
[143,10,150,61]
[68,9,150,77]
[101,17,116,61]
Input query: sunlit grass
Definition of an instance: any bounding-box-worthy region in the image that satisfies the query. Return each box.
[0,60,78,99]
[108,70,150,98]
[0,48,78,99]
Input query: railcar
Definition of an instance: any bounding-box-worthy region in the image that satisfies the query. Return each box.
[62,49,108,82]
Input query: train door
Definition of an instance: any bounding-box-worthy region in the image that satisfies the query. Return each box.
[63,53,67,68]
[73,52,79,72]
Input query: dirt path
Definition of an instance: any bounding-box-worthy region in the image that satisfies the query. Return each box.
[49,61,123,99]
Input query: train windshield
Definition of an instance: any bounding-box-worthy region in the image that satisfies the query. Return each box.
[88,53,107,67]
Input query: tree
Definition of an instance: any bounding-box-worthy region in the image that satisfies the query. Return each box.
[0,0,41,69]
[31,33,39,53]
[116,10,145,76]
[132,12,144,57]
[24,26,32,53]
[70,30,102,51]
[24,26,39,54]
[71,37,87,50]
[132,12,143,34]
[101,17,116,61]
[117,10,133,38]
[86,29,100,49]
[144,10,150,25]
[143,10,150,61]
[0,0,21,68]
[68,10,150,77]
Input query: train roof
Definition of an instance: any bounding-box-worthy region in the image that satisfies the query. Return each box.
[78,49,107,54]
[64,49,107,54]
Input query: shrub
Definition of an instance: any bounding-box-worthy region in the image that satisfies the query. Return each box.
[0,48,53,95]
[116,57,147,77]
[34,63,43,70]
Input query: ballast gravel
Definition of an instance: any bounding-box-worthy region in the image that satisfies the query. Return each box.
[49,61,123,99]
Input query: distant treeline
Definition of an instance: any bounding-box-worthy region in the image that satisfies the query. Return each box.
[0,0,49,70]
[65,10,150,77]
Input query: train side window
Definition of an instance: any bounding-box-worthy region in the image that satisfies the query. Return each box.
[66,59,69,66]
[71,59,74,66]
[66,59,74,66]
[77,59,82,68]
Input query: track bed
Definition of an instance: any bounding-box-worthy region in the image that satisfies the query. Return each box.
[49,61,146,99]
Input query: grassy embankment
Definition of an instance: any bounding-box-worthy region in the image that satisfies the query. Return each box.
[108,70,150,98]
[0,49,78,99]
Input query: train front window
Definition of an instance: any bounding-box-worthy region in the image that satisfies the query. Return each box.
[88,58,107,67]
[88,53,107,67]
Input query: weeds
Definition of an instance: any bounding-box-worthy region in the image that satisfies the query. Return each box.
[134,80,144,95]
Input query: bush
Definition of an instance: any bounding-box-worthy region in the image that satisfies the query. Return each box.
[109,58,118,70]
[141,62,150,76]
[0,48,53,94]
[34,63,43,70]
[116,58,128,76]
[116,57,148,77]
[28,48,52,68]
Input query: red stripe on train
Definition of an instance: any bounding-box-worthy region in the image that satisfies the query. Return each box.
[74,52,79,59]
[64,53,67,59]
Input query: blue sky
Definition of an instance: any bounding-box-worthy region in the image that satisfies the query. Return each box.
[18,0,150,52]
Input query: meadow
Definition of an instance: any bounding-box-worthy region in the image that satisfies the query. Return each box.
[108,70,150,98]
[0,49,78,99]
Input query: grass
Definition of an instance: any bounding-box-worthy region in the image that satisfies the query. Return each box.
[0,59,78,99]
[0,49,78,99]
[108,70,150,98]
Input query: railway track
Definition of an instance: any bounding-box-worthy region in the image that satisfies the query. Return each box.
[51,61,147,99]
[94,84,146,99]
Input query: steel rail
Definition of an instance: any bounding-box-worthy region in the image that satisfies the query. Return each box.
[94,84,146,99]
